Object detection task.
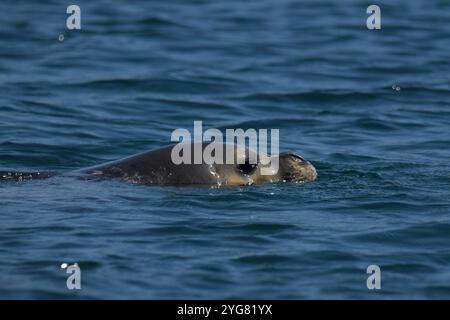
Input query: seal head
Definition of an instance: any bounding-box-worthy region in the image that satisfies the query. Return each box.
[230,151,317,185]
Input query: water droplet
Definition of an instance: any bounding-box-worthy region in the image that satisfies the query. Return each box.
[58,34,64,42]
[61,263,68,269]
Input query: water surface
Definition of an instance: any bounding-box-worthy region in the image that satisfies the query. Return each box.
[0,0,449,299]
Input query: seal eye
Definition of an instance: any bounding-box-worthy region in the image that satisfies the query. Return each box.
[237,159,257,175]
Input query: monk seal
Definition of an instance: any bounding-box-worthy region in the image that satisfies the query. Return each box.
[1,143,317,186]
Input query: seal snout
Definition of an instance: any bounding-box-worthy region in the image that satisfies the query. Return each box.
[279,152,317,182]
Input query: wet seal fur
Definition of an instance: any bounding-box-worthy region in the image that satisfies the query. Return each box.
[1,143,317,186]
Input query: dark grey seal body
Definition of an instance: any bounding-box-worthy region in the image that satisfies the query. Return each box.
[1,143,317,186]
[82,143,317,186]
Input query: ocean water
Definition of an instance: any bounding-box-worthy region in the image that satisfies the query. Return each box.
[1,0,449,299]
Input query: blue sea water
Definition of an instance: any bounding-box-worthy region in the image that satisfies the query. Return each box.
[0,0,450,299]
